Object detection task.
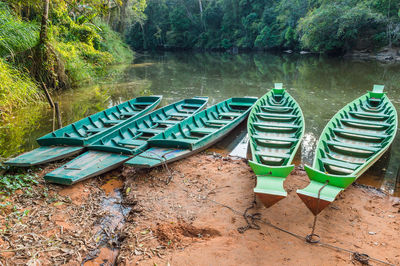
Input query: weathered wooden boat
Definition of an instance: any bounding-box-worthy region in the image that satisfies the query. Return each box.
[5,96,162,166]
[297,85,397,215]
[44,97,208,185]
[247,83,304,208]
[124,97,258,168]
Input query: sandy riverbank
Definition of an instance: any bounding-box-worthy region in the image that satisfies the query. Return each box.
[0,152,399,265]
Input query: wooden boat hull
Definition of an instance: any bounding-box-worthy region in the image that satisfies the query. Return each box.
[247,83,304,208]
[44,151,130,185]
[44,97,208,184]
[5,96,162,167]
[124,97,258,167]
[4,146,84,167]
[297,85,398,215]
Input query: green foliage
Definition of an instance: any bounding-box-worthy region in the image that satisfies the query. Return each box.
[0,164,38,196]
[55,41,112,82]
[127,0,400,53]
[0,1,134,113]
[0,2,39,58]
[95,20,134,63]
[298,2,386,53]
[0,58,41,114]
[50,8,133,84]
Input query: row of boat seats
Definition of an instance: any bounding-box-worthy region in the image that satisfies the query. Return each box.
[260,105,294,113]
[321,100,389,173]
[112,102,149,118]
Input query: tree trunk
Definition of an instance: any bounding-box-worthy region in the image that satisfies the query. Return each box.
[31,0,69,90]
[117,0,129,33]
[39,0,50,45]
[198,0,205,30]
[140,23,147,49]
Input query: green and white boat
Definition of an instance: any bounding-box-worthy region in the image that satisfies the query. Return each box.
[297,85,398,215]
[5,96,162,166]
[124,97,258,168]
[44,97,208,185]
[248,83,305,207]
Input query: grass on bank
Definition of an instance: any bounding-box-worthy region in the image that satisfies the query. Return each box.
[0,58,41,114]
[0,3,134,114]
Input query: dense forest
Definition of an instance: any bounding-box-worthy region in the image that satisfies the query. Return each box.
[1,0,399,116]
[0,0,141,115]
[126,0,400,53]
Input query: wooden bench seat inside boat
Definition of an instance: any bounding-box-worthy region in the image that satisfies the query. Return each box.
[333,128,389,139]
[255,151,291,159]
[320,158,360,170]
[326,140,380,152]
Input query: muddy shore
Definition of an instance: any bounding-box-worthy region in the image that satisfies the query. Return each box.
[1,152,399,265]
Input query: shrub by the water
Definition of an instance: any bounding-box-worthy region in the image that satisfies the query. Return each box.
[0,3,38,58]
[0,58,40,114]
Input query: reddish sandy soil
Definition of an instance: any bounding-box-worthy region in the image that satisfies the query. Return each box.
[1,153,399,265]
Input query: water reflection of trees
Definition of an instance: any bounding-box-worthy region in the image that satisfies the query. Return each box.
[125,52,400,193]
[2,52,400,193]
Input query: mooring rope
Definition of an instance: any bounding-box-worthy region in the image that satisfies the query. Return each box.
[203,193,393,265]
[146,158,395,266]
[305,180,329,244]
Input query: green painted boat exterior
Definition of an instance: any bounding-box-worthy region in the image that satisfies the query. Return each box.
[124,97,258,168]
[38,96,163,146]
[247,83,305,208]
[4,96,162,167]
[44,97,208,185]
[297,85,398,215]
[4,146,84,167]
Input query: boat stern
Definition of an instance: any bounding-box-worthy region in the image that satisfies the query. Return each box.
[296,165,354,215]
[249,160,293,207]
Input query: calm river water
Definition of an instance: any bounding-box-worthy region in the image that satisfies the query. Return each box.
[1,52,399,195]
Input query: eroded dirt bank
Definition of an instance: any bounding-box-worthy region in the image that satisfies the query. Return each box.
[1,153,399,265]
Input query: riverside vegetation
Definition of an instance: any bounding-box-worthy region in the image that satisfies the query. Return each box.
[0,0,137,116]
[127,0,400,53]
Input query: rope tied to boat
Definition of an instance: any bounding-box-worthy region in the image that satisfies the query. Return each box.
[153,161,393,265]
[306,180,329,244]
[237,193,262,234]
[203,189,393,266]
[353,252,370,265]
[136,149,176,184]
[236,177,262,234]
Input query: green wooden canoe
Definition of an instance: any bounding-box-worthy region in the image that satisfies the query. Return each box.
[124,97,258,168]
[297,85,398,215]
[44,97,208,185]
[5,96,162,166]
[248,83,305,207]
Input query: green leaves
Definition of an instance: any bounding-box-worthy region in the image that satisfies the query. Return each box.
[0,173,38,195]
[298,2,386,53]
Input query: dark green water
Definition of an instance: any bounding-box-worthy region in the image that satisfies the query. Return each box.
[1,52,399,194]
